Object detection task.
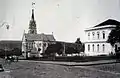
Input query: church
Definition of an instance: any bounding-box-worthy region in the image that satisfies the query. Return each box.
[84,19,120,56]
[22,6,55,58]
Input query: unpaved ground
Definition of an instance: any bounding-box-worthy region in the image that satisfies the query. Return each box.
[1,61,120,78]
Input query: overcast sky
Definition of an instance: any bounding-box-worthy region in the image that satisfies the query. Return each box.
[0,0,120,42]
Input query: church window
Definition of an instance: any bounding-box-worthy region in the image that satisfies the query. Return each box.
[44,43,46,47]
[27,43,30,49]
[38,48,41,51]
[115,45,118,52]
[31,30,34,34]
[39,43,41,47]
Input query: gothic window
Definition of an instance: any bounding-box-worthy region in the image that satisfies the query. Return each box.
[102,44,105,52]
[115,45,118,52]
[92,44,94,52]
[88,32,90,40]
[88,44,90,52]
[103,31,105,39]
[97,32,100,39]
[39,43,41,47]
[28,42,32,49]
[44,43,46,47]
[38,48,41,51]
[97,44,99,52]
[92,32,95,39]
[31,43,33,48]
[28,43,30,49]
[31,30,34,34]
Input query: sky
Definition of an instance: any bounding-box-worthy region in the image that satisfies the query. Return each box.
[0,0,120,42]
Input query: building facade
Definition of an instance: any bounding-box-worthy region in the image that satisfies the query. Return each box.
[22,7,55,58]
[84,19,120,56]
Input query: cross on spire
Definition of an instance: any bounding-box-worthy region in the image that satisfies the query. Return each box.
[32,2,35,9]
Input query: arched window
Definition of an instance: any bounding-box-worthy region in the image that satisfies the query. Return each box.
[39,43,41,47]
[38,48,41,51]
[103,31,105,39]
[31,42,33,48]
[97,32,100,39]
[92,32,95,39]
[115,45,118,52]
[97,44,99,52]
[102,44,105,52]
[88,44,90,52]
[92,44,94,52]
[88,32,90,40]
[44,43,46,47]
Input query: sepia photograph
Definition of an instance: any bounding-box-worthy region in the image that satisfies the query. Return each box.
[0,0,120,78]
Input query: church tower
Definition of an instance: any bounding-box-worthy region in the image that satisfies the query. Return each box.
[28,2,37,34]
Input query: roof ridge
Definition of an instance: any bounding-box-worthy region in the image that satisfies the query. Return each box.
[94,19,120,27]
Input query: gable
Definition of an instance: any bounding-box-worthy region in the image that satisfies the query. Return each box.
[95,19,120,27]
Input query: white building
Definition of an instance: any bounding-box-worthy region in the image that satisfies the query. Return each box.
[84,19,120,56]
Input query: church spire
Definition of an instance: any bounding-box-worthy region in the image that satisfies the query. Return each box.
[28,2,37,34]
[32,9,34,20]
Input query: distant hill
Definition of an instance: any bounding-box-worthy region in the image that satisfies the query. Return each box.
[0,40,22,50]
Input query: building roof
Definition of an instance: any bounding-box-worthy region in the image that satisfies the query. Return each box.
[95,19,120,27]
[24,33,55,41]
[85,19,120,31]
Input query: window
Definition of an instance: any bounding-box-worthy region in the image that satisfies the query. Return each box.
[115,45,118,52]
[97,44,99,52]
[39,43,41,47]
[43,43,46,47]
[92,44,94,52]
[92,32,95,39]
[88,32,90,40]
[102,44,105,52]
[28,43,33,49]
[28,43,31,49]
[38,48,41,51]
[97,32,100,39]
[88,44,90,52]
[103,31,105,39]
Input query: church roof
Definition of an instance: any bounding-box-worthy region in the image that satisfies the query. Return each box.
[24,33,55,41]
[94,19,120,27]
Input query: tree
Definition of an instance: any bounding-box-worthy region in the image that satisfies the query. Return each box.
[107,26,120,46]
[107,26,120,60]
[75,37,85,53]
[65,46,76,54]
[44,42,63,56]
[75,38,82,44]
